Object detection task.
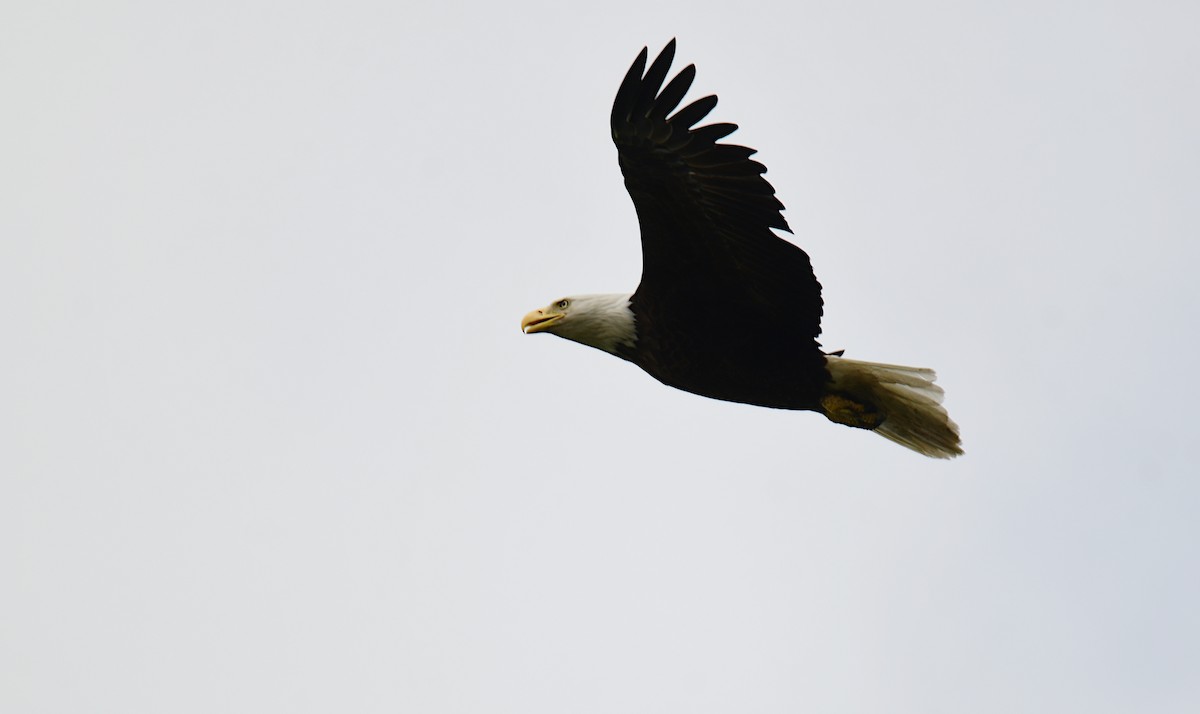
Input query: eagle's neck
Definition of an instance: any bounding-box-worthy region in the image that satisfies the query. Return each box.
[562,293,637,358]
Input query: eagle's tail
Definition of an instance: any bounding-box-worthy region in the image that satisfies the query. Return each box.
[820,355,962,459]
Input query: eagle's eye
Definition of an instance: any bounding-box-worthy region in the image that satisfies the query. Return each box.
[558,299,570,309]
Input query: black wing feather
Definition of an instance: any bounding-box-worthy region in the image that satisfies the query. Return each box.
[633,42,675,116]
[649,65,695,122]
[669,95,718,130]
[612,48,648,126]
[685,123,740,149]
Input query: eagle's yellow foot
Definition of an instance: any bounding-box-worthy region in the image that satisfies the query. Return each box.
[821,393,885,430]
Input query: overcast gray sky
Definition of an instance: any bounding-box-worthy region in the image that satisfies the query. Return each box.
[4,1,1199,712]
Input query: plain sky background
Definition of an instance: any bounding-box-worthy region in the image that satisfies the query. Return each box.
[3,1,1198,712]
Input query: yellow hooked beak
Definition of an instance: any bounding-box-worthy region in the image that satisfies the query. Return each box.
[521,308,563,334]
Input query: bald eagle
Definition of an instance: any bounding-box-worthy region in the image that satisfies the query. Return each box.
[521,41,962,458]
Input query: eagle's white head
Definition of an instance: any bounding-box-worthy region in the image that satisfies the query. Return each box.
[521,293,637,357]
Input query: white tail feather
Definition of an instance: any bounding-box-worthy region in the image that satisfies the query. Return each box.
[824,356,962,459]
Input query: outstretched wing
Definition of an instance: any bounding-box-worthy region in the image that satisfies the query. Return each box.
[611,40,824,346]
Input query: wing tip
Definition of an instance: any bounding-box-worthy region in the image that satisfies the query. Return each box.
[613,41,792,237]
